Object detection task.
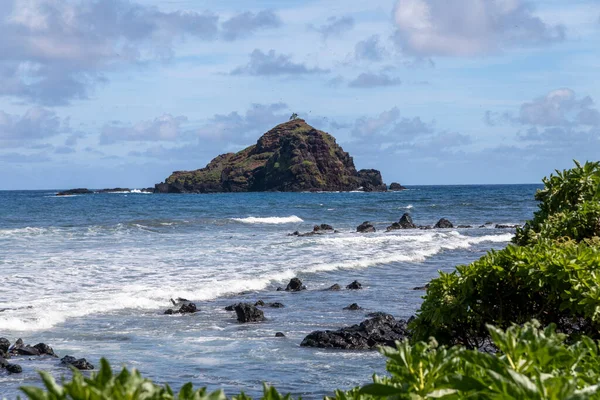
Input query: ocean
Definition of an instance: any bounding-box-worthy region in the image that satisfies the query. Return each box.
[0,185,540,399]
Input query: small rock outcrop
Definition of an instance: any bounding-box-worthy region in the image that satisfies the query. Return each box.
[387,213,416,231]
[164,302,198,315]
[389,182,406,191]
[300,314,410,350]
[434,218,454,229]
[61,355,94,370]
[234,303,265,323]
[346,280,363,290]
[357,221,376,233]
[56,188,93,196]
[343,303,362,310]
[154,119,387,193]
[495,224,521,229]
[0,357,22,373]
[285,278,306,292]
[275,332,286,337]
[9,339,56,357]
[326,284,341,291]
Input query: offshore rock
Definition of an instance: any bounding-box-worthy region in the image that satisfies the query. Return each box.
[434,218,454,229]
[389,182,406,191]
[344,303,362,310]
[56,188,93,196]
[326,284,341,291]
[357,221,376,233]
[155,119,387,193]
[285,278,306,292]
[346,280,363,290]
[387,213,416,231]
[61,355,94,370]
[234,303,265,323]
[300,314,410,350]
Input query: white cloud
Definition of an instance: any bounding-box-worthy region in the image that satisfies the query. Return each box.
[393,0,565,57]
[100,114,189,144]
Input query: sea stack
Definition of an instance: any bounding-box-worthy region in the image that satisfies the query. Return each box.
[154,119,387,193]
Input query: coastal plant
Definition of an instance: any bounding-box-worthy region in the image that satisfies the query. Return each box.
[514,160,600,245]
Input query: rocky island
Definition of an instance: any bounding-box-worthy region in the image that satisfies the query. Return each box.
[155,119,388,193]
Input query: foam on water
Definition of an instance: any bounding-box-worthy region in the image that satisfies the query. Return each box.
[231,216,304,224]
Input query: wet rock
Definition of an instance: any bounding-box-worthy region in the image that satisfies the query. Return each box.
[165,302,198,315]
[276,287,284,291]
[419,225,433,230]
[413,284,430,290]
[255,300,265,307]
[387,213,416,231]
[0,338,10,353]
[33,343,57,357]
[268,302,285,308]
[6,363,22,373]
[389,182,406,191]
[495,224,520,229]
[224,303,238,311]
[164,309,174,315]
[300,314,410,350]
[10,339,40,356]
[457,225,472,228]
[343,303,362,310]
[313,224,333,232]
[234,303,265,323]
[0,357,8,368]
[285,278,306,292]
[346,280,363,290]
[357,221,376,233]
[326,284,341,291]
[61,355,94,370]
[434,218,453,229]
[275,332,286,337]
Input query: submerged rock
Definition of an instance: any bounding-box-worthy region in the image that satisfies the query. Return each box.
[346,280,363,290]
[300,314,410,350]
[275,332,286,337]
[326,284,341,291]
[357,222,376,233]
[285,278,306,292]
[434,218,454,229]
[343,303,362,310]
[61,355,94,370]
[164,302,198,315]
[234,303,265,323]
[268,302,285,308]
[413,284,430,290]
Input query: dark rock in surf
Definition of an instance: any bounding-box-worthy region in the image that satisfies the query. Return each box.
[413,284,430,290]
[275,332,286,337]
[357,169,387,192]
[56,188,93,196]
[389,182,406,191]
[61,355,94,370]
[326,284,341,291]
[419,225,433,230]
[276,287,284,291]
[387,213,416,231]
[0,338,9,353]
[165,302,198,315]
[343,303,362,310]
[357,221,376,233]
[300,314,410,350]
[313,224,333,232]
[495,224,520,229]
[224,303,238,311]
[4,362,22,374]
[234,303,265,323]
[285,278,306,292]
[268,302,285,308]
[255,300,265,307]
[457,225,472,228]
[346,280,363,290]
[434,218,453,229]
[33,343,57,357]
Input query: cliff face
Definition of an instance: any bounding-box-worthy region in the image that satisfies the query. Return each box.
[155,119,386,193]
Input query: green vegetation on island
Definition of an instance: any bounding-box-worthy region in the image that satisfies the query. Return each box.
[22,161,600,399]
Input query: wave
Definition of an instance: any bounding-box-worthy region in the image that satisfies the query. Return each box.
[231,216,304,224]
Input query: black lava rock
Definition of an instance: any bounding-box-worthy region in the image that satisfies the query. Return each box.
[434,218,453,229]
[343,303,362,310]
[326,284,341,291]
[268,302,285,308]
[61,355,94,370]
[346,280,363,290]
[33,343,57,357]
[357,221,376,233]
[234,303,265,323]
[275,332,286,337]
[285,278,306,292]
[6,363,22,373]
[300,314,410,350]
[0,338,10,353]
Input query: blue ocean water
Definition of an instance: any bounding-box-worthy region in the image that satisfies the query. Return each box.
[0,185,540,399]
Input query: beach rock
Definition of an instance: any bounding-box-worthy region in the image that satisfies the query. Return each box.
[268,302,285,308]
[389,182,406,191]
[10,339,40,356]
[326,284,341,291]
[413,284,430,290]
[495,224,520,229]
[387,213,416,231]
[5,363,22,373]
[357,221,376,233]
[155,119,385,193]
[165,302,198,315]
[275,332,286,337]
[255,300,265,307]
[61,355,94,370]
[285,278,306,292]
[0,338,10,353]
[313,224,333,232]
[434,218,453,229]
[33,343,57,357]
[344,303,362,310]
[234,303,265,323]
[56,188,93,196]
[346,280,363,290]
[300,314,410,350]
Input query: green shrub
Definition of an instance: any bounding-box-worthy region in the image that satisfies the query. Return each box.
[332,321,600,399]
[514,160,600,245]
[411,240,600,346]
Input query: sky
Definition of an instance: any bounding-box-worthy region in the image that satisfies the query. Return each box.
[0,0,599,189]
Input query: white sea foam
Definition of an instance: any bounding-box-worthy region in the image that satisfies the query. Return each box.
[231,216,304,224]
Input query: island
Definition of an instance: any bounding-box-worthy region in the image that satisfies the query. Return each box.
[154,119,388,193]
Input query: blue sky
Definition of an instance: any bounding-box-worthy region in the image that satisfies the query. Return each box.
[0,0,599,189]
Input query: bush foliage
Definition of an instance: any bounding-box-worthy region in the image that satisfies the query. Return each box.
[411,160,600,345]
